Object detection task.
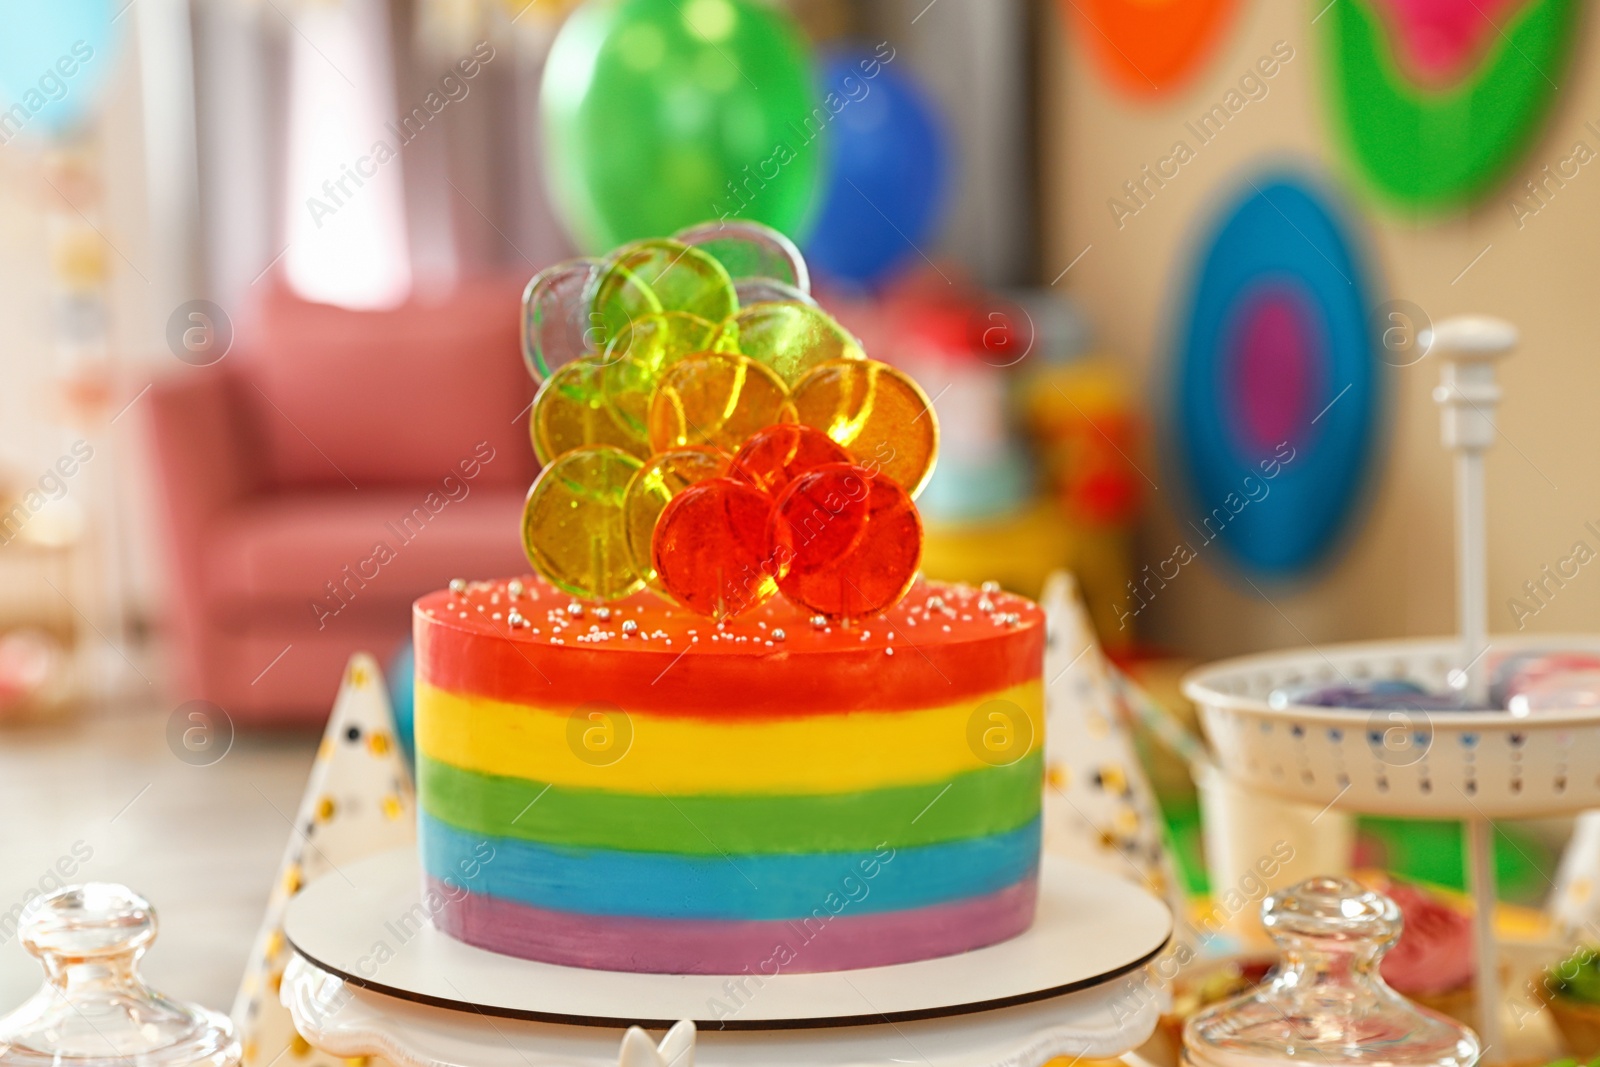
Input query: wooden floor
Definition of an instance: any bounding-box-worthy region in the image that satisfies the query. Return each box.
[0,706,318,1012]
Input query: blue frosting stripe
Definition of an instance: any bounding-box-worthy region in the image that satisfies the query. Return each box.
[420,812,1041,921]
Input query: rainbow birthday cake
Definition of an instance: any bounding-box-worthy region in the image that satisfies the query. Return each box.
[415,576,1044,974]
[414,221,1048,974]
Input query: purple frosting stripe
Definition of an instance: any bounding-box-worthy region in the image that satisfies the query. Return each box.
[426,874,1038,975]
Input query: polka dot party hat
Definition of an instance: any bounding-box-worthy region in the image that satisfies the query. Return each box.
[230,654,414,1067]
[1040,572,1183,921]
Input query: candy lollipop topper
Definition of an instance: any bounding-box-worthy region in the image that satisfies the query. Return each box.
[517,221,940,620]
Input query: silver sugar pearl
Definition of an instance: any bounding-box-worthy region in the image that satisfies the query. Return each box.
[507,609,525,627]
[596,606,612,621]
[622,619,639,634]
[981,580,1001,593]
[978,597,995,613]
[772,629,786,642]
[810,615,827,629]
[927,595,946,611]
[507,579,524,598]
[448,578,467,593]
[567,601,584,617]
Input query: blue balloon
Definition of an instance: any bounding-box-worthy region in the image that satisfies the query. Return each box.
[386,638,417,773]
[805,50,950,289]
[0,0,118,140]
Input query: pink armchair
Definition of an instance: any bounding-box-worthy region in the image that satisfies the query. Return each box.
[145,278,536,725]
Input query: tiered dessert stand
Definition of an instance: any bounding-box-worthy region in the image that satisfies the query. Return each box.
[1184,318,1594,1060]
[280,850,1173,1067]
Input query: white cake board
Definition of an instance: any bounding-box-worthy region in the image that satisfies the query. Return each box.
[282,952,1164,1067]
[283,847,1172,1030]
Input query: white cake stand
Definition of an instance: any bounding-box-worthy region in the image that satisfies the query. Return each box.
[1184,318,1591,1060]
[279,847,1173,1067]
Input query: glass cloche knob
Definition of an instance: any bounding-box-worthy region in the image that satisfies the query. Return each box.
[1184,876,1480,1067]
[0,884,240,1067]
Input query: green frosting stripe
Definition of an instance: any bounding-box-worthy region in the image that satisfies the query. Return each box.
[418,752,1043,855]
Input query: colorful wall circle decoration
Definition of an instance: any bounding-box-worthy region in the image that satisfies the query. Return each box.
[1322,0,1579,210]
[1172,175,1381,579]
[1067,0,1239,99]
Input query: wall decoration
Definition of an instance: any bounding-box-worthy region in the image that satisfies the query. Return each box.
[542,0,821,253]
[1067,0,1239,99]
[1322,0,1579,210]
[1172,174,1380,579]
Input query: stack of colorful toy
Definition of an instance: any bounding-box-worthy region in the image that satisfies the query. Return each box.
[520,220,938,620]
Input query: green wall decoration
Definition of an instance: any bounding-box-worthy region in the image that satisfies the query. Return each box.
[1322,0,1581,212]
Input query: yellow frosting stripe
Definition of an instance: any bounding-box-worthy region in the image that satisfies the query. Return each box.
[416,680,1044,795]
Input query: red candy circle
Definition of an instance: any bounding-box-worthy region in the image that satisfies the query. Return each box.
[769,464,923,619]
[728,423,851,498]
[652,477,780,619]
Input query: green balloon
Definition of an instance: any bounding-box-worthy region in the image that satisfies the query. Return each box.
[542,0,822,253]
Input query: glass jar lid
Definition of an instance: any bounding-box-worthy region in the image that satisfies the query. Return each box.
[0,884,240,1067]
[1184,877,1480,1067]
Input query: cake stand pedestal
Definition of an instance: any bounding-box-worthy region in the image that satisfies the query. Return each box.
[279,848,1173,1067]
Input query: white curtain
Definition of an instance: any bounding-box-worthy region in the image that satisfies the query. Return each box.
[192,0,575,315]
[281,0,414,309]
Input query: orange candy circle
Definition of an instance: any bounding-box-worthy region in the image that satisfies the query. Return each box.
[729,423,851,498]
[647,352,795,454]
[652,477,779,619]
[792,359,938,498]
[769,464,923,619]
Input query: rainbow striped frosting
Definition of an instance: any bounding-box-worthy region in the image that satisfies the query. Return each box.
[414,575,1045,975]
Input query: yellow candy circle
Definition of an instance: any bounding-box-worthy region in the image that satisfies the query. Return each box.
[716,301,864,385]
[532,359,650,465]
[648,352,796,454]
[591,241,737,352]
[521,446,645,602]
[622,447,727,591]
[599,312,726,438]
[602,311,723,371]
[792,358,939,498]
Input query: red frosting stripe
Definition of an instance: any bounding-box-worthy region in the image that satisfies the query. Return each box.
[414,575,1045,716]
